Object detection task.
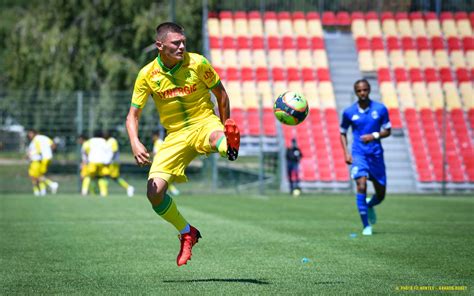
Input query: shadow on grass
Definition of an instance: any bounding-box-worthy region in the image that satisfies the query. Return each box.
[163,278,270,285]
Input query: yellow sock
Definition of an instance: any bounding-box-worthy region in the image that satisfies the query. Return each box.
[44,178,53,186]
[216,135,227,157]
[39,181,46,192]
[98,178,108,197]
[82,177,91,194]
[116,178,130,189]
[33,185,40,195]
[153,194,188,232]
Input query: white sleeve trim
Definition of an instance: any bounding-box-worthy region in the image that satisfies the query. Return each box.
[382,122,392,129]
[340,127,348,134]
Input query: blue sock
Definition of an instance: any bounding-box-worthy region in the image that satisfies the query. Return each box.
[368,195,383,208]
[356,193,369,227]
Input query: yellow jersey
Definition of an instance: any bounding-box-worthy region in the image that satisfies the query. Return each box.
[131,52,221,133]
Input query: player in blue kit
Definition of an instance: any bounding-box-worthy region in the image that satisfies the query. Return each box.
[340,79,391,236]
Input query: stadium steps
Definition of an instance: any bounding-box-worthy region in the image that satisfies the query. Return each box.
[326,31,417,193]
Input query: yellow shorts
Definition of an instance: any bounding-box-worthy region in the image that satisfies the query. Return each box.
[29,159,51,178]
[149,115,224,183]
[40,159,51,175]
[87,163,109,178]
[80,165,89,178]
[29,161,42,178]
[107,163,120,178]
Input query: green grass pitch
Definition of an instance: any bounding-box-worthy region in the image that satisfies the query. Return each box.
[1,193,472,294]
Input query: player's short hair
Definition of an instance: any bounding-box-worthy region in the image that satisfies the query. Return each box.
[156,22,184,41]
[353,79,371,92]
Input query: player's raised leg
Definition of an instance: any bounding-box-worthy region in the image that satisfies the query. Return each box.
[209,120,240,161]
[147,176,200,266]
[367,179,386,225]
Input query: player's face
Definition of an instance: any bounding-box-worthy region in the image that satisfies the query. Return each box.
[27,131,35,140]
[156,32,186,63]
[355,82,370,101]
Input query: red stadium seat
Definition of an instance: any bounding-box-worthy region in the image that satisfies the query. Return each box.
[296,37,310,49]
[394,68,408,82]
[256,67,269,81]
[237,37,250,49]
[416,37,430,50]
[219,11,232,19]
[409,11,423,21]
[355,37,370,51]
[431,37,445,50]
[302,68,316,81]
[214,67,224,80]
[209,36,220,49]
[226,68,239,81]
[401,37,415,50]
[316,68,331,81]
[395,12,408,20]
[241,67,254,81]
[454,12,468,20]
[268,36,280,49]
[440,11,454,20]
[377,68,392,82]
[248,11,261,19]
[455,68,470,82]
[306,11,320,20]
[409,69,423,82]
[292,11,305,20]
[388,108,403,129]
[371,37,384,50]
[272,67,285,81]
[336,11,351,26]
[439,68,453,82]
[424,68,439,82]
[282,36,295,49]
[351,11,364,20]
[311,37,325,49]
[365,11,378,20]
[251,36,264,49]
[277,11,291,20]
[447,37,462,51]
[234,11,247,20]
[322,11,336,25]
[287,68,301,81]
[222,36,235,49]
[462,37,473,51]
[387,36,401,50]
[381,11,394,21]
[263,11,277,20]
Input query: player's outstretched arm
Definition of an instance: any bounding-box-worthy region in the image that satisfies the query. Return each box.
[126,106,151,166]
[340,133,352,164]
[211,82,230,124]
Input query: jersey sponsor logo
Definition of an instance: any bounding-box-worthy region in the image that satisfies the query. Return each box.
[151,69,161,76]
[351,114,360,121]
[371,110,379,119]
[203,69,215,82]
[157,84,197,99]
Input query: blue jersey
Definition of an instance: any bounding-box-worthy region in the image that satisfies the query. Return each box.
[340,100,391,156]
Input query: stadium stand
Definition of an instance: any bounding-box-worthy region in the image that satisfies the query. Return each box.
[208,10,473,188]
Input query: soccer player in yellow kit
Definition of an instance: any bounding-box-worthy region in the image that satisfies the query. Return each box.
[126,22,240,266]
[104,130,135,197]
[27,129,59,196]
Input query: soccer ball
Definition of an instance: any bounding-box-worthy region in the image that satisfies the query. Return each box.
[273,91,309,126]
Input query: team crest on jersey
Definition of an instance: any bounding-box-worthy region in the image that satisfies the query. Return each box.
[371,110,379,119]
[351,114,360,121]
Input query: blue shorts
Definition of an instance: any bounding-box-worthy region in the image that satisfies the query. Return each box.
[350,153,386,186]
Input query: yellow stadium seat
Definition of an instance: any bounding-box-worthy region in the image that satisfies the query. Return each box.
[443,82,462,110]
[367,19,382,37]
[450,51,467,69]
[302,81,320,107]
[466,51,474,69]
[412,19,427,37]
[239,49,253,67]
[268,49,283,68]
[249,17,264,37]
[265,18,279,37]
[397,19,413,36]
[352,19,367,38]
[308,19,323,37]
[210,49,223,65]
[223,49,238,67]
[226,81,243,109]
[426,19,442,37]
[313,50,328,69]
[288,81,303,95]
[279,19,293,36]
[382,19,398,36]
[427,82,444,109]
[234,18,249,37]
[373,50,389,69]
[283,50,298,68]
[220,18,234,37]
[208,18,220,37]
[318,82,336,109]
[419,50,435,68]
[389,50,405,68]
[358,50,375,72]
[294,18,308,37]
[412,82,431,109]
[457,19,473,37]
[257,81,274,108]
[379,82,399,108]
[242,81,259,108]
[434,50,450,68]
[459,82,473,109]
[298,50,314,67]
[396,82,415,109]
[441,19,458,38]
[253,49,268,67]
[273,81,288,98]
[404,50,420,68]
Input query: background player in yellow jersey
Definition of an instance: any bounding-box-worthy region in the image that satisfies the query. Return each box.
[126,22,240,266]
[104,130,135,197]
[81,130,112,197]
[27,129,59,196]
[152,129,180,196]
